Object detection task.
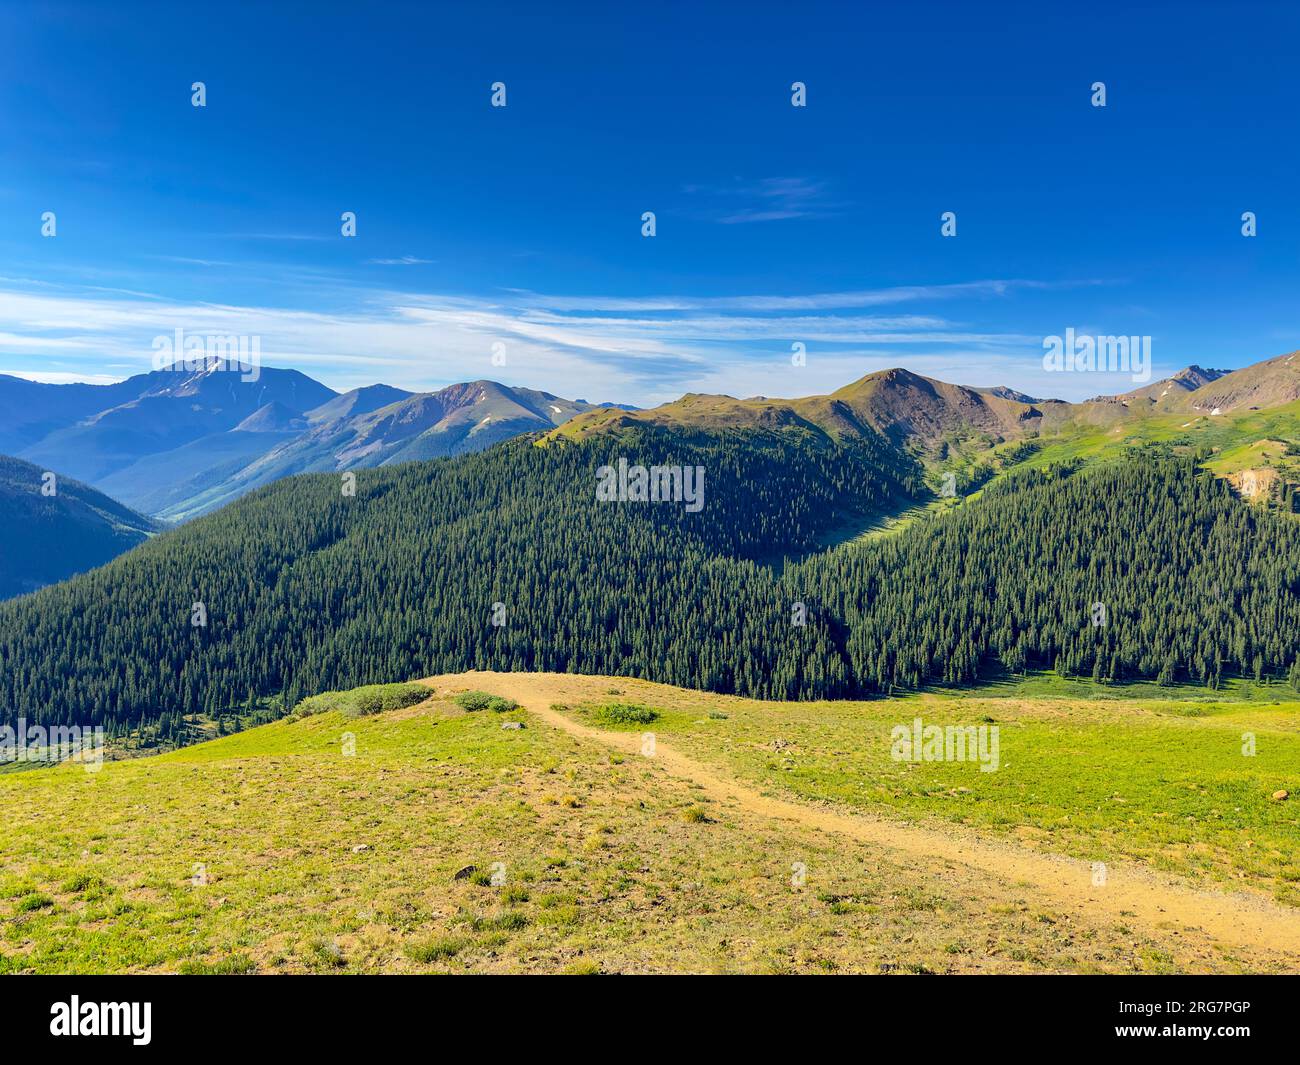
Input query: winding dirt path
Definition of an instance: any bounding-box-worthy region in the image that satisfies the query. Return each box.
[427,671,1300,963]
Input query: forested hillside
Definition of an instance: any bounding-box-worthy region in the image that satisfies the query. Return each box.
[0,456,157,599]
[1,423,1297,736]
[0,426,913,731]
[795,457,1300,690]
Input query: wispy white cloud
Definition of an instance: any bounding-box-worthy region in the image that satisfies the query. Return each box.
[222,233,333,242]
[148,255,242,269]
[507,279,1098,312]
[4,370,123,385]
[515,308,1034,346]
[0,276,1137,404]
[0,330,103,351]
[682,177,843,224]
[367,256,435,266]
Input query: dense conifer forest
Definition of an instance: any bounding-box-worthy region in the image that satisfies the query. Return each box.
[796,458,1300,691]
[1,424,1297,734]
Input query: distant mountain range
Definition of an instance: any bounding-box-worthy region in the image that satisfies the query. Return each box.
[549,351,1300,454]
[12,352,1297,526]
[4,348,1300,602]
[2,363,620,521]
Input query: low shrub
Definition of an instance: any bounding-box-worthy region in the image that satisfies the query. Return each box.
[292,683,430,720]
[454,691,519,713]
[594,702,659,726]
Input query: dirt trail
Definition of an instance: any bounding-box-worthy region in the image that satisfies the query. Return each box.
[427,671,1300,962]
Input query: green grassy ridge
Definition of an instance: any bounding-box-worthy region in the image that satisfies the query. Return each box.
[572,685,1300,904]
[0,698,542,973]
[4,686,1200,975]
[0,454,158,600]
[0,426,917,724]
[930,400,1300,504]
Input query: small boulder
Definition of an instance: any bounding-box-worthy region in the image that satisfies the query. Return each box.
[1272,789,1289,802]
[501,721,524,730]
[351,844,370,853]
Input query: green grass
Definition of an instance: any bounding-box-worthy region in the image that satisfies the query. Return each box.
[935,669,1290,704]
[578,680,1300,905]
[926,401,1300,515]
[4,678,1295,973]
[177,954,256,975]
[406,936,469,963]
[0,688,997,973]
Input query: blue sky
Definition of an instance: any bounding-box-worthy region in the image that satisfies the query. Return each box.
[0,0,1297,404]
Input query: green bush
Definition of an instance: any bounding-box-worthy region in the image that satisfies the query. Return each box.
[292,682,430,720]
[594,702,659,726]
[354,691,382,715]
[453,691,518,713]
[453,690,494,712]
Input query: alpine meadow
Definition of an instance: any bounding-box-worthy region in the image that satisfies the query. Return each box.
[2,2,1299,1043]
